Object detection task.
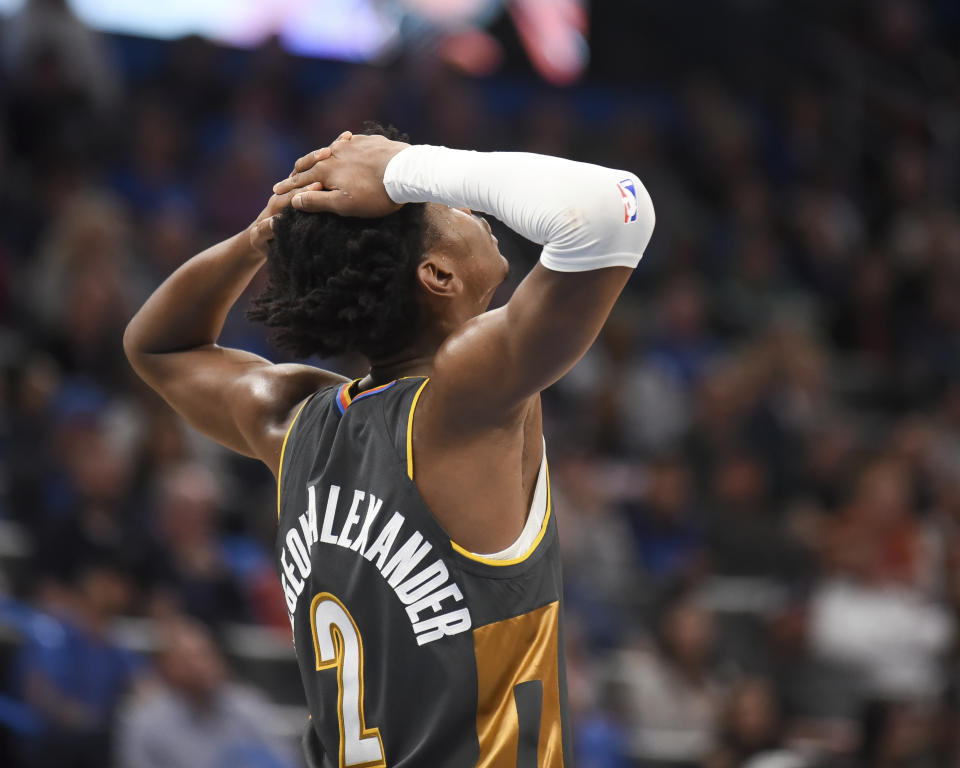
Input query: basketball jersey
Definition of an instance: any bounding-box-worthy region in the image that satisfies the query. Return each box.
[275,376,572,767]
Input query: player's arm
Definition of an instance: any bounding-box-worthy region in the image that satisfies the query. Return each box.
[278,136,654,420]
[431,263,634,419]
[123,177,343,475]
[386,146,652,419]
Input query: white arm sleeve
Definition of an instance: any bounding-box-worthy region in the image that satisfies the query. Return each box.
[382,145,655,272]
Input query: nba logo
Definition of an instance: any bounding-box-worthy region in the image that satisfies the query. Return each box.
[618,178,639,223]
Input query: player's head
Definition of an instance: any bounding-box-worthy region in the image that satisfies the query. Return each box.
[248,124,508,362]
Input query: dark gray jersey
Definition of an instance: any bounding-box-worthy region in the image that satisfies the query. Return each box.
[275,376,571,767]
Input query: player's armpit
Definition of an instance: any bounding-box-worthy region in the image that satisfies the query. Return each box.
[127,345,342,474]
[429,262,633,425]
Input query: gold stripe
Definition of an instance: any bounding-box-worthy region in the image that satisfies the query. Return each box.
[450,459,552,567]
[472,601,564,767]
[405,378,430,480]
[277,398,310,520]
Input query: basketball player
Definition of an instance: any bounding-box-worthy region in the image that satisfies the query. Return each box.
[124,127,654,767]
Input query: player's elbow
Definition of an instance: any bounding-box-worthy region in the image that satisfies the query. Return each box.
[605,171,654,260]
[586,171,656,263]
[539,169,654,273]
[122,315,146,369]
[122,320,135,358]
[586,170,655,253]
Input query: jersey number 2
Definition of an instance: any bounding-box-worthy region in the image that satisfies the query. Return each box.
[310,593,386,768]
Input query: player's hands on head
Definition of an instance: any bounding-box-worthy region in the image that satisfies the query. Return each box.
[272,132,409,219]
[248,151,337,255]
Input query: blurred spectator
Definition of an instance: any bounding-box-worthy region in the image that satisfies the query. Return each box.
[555,455,646,649]
[109,98,192,219]
[705,678,806,768]
[858,699,942,768]
[151,463,250,626]
[32,387,149,596]
[566,616,631,768]
[706,451,809,582]
[810,459,955,701]
[116,617,294,768]
[646,274,718,392]
[2,0,118,109]
[139,201,201,281]
[612,591,722,767]
[623,456,703,583]
[14,553,142,767]
[26,192,138,383]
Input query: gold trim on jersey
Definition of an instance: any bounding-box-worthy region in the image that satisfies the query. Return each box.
[277,398,310,520]
[450,460,552,567]
[405,378,430,480]
[472,600,564,767]
[406,375,551,567]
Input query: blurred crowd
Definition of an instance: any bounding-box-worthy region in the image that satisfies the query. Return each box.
[1,0,959,766]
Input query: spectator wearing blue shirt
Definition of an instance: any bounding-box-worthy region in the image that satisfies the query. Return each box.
[624,456,703,581]
[16,551,143,767]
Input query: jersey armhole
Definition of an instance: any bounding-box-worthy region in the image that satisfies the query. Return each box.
[450,457,553,567]
[405,378,430,480]
[405,377,553,568]
[277,397,311,520]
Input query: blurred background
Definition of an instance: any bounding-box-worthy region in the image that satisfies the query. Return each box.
[1,0,959,766]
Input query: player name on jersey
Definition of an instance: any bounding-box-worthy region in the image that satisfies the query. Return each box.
[279,481,472,647]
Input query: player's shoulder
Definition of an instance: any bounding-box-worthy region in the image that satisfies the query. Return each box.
[234,363,347,475]
[238,363,346,413]
[424,309,537,422]
[261,361,348,387]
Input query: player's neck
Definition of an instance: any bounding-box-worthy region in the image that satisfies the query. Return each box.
[365,347,436,387]
[363,321,457,386]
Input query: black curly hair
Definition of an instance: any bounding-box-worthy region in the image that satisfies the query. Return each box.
[247,125,432,360]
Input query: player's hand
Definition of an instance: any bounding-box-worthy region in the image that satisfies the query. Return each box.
[249,131,359,253]
[248,176,326,255]
[272,133,410,218]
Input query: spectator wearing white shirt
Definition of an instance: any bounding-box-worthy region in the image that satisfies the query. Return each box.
[116,618,294,768]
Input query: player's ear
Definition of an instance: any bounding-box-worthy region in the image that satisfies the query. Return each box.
[416,253,463,298]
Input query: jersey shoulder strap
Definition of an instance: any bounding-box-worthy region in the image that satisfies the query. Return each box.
[277,377,429,522]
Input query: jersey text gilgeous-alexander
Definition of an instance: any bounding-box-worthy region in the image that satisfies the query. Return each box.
[279,481,472,646]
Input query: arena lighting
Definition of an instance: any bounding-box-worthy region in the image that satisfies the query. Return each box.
[509,0,588,85]
[0,0,588,83]
[401,0,500,25]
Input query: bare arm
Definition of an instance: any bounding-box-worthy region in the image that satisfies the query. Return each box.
[123,179,343,475]
[429,263,632,422]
